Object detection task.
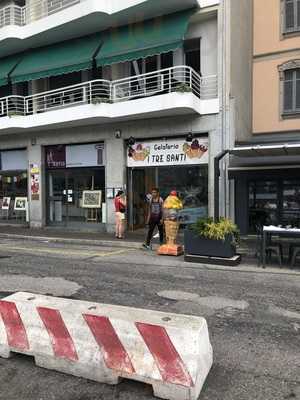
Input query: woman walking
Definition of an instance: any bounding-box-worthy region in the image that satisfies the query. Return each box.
[114,190,126,239]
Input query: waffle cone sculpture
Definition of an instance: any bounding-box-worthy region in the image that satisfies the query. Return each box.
[164,220,179,245]
[158,191,184,256]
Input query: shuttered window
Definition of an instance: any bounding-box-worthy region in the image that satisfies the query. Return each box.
[283,69,300,114]
[284,0,300,33]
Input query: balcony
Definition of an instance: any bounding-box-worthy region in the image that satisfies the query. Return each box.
[0,0,82,28]
[0,66,219,133]
[0,0,209,57]
[0,5,23,28]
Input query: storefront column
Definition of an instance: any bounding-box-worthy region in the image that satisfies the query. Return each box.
[105,138,126,233]
[208,129,222,218]
[27,144,45,228]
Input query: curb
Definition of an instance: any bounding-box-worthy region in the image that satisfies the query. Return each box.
[1,233,299,276]
[0,233,142,250]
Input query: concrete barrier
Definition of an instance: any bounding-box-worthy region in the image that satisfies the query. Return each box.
[0,292,213,400]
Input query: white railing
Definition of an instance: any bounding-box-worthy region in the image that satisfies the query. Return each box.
[24,0,83,24]
[0,67,218,119]
[0,0,85,27]
[200,75,219,99]
[0,5,23,27]
[0,96,25,117]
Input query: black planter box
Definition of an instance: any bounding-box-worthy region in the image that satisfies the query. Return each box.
[184,229,236,258]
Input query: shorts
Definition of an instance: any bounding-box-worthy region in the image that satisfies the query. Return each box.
[116,212,125,221]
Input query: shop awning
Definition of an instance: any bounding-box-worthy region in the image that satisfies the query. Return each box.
[230,143,300,157]
[10,33,103,84]
[0,54,21,87]
[96,9,195,66]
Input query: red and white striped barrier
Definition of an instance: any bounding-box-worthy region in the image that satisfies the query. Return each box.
[0,292,213,400]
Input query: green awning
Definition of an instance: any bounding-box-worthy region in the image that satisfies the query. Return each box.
[10,33,103,84]
[0,55,21,87]
[96,9,196,66]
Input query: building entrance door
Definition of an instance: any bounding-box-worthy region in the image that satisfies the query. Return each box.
[47,167,105,227]
[48,170,65,225]
[128,165,208,231]
[128,168,157,230]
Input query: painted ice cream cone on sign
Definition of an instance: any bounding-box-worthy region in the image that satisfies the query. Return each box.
[158,191,184,256]
[183,139,208,159]
[128,143,150,162]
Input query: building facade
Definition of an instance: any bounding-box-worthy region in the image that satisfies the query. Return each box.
[0,0,252,233]
[230,0,300,235]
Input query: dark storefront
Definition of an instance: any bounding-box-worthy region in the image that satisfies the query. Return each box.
[229,143,300,235]
[232,168,300,234]
[45,143,106,229]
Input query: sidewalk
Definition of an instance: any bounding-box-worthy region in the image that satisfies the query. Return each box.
[0,225,299,274]
[0,225,268,255]
[0,225,144,249]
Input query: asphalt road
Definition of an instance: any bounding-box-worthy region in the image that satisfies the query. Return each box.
[0,237,299,400]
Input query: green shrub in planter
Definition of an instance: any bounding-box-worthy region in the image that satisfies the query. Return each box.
[91,97,112,104]
[192,217,240,245]
[184,217,240,258]
[174,83,193,93]
[7,111,22,117]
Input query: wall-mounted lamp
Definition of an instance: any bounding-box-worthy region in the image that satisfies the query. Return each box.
[115,130,122,139]
[186,132,194,142]
[127,136,136,146]
[31,138,36,146]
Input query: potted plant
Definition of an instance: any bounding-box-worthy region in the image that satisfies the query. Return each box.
[184,217,240,258]
[91,97,112,104]
[7,110,22,117]
[174,83,193,93]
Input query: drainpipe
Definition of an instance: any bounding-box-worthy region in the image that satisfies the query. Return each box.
[214,150,229,221]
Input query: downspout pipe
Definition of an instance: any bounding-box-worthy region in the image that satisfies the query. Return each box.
[214,149,229,221]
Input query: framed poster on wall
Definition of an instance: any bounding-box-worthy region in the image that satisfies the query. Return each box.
[2,197,11,210]
[30,163,40,201]
[82,191,102,208]
[14,197,27,211]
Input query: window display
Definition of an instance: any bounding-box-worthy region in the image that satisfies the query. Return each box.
[47,168,105,226]
[248,179,300,232]
[0,171,28,222]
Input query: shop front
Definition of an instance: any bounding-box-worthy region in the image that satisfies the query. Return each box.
[0,149,28,223]
[45,143,106,230]
[231,168,300,234]
[127,136,209,230]
[229,143,300,235]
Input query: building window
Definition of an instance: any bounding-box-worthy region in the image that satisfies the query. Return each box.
[283,0,300,34]
[279,60,300,115]
[184,38,201,74]
[283,69,300,113]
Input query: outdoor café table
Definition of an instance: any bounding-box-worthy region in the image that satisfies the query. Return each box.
[262,225,300,268]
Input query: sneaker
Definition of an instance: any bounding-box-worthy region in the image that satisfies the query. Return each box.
[142,243,151,250]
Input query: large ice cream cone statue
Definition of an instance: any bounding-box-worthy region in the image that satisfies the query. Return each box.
[158,191,184,257]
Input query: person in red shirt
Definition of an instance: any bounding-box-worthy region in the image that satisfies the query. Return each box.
[114,190,126,239]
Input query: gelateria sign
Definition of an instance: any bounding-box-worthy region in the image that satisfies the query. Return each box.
[127,137,209,167]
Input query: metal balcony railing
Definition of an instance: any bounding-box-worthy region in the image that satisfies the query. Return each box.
[0,67,218,119]
[0,96,25,117]
[24,0,82,24]
[0,0,84,27]
[0,5,23,27]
